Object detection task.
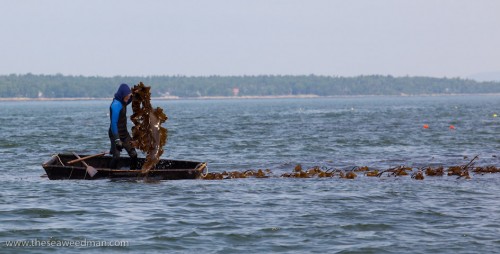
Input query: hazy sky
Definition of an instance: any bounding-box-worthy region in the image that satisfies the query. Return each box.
[1,0,499,78]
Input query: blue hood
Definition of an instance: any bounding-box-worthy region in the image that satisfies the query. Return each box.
[114,84,131,104]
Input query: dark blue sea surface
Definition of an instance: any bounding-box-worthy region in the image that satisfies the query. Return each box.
[1,95,499,253]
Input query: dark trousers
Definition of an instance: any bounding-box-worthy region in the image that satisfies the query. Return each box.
[108,129,138,170]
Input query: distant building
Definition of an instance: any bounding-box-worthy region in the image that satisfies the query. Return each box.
[232,87,240,97]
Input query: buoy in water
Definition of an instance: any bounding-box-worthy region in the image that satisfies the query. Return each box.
[423,124,429,129]
[494,113,497,118]
[449,125,455,130]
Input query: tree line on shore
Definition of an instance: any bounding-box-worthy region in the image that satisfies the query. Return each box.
[0,73,499,98]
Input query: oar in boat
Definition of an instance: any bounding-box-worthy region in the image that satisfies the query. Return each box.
[71,152,98,177]
[67,152,107,165]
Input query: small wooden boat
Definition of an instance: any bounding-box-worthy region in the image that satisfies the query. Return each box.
[42,153,207,180]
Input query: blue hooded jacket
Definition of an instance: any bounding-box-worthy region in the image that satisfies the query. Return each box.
[109,84,132,139]
[114,83,132,104]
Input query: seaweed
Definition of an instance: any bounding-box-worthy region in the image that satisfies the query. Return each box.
[202,157,499,181]
[202,169,273,180]
[130,82,168,173]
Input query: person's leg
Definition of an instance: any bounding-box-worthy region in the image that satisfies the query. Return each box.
[123,135,138,170]
[109,129,121,169]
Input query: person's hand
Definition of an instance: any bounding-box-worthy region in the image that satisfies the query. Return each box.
[115,139,123,151]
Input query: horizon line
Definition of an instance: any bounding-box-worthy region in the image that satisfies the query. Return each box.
[0,72,488,80]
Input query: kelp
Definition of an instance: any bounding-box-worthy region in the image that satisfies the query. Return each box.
[423,166,444,176]
[202,169,272,180]
[473,166,500,174]
[130,82,168,173]
[202,156,500,180]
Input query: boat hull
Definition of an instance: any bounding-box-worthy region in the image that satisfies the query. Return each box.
[42,153,207,180]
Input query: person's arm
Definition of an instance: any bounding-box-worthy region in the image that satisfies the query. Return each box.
[110,101,122,140]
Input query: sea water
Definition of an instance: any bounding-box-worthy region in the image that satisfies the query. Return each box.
[1,95,499,253]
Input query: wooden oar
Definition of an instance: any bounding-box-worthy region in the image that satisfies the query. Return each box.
[67,152,107,165]
[71,152,98,177]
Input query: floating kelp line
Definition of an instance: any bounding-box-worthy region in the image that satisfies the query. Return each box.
[203,169,272,180]
[130,82,168,173]
[202,156,500,180]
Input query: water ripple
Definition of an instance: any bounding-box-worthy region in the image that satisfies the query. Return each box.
[2,98,500,253]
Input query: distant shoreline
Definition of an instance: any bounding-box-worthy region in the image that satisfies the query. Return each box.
[1,93,500,102]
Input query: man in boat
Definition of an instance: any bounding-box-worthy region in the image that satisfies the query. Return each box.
[109,83,138,170]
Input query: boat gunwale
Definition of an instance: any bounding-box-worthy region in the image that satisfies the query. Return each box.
[43,164,203,173]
